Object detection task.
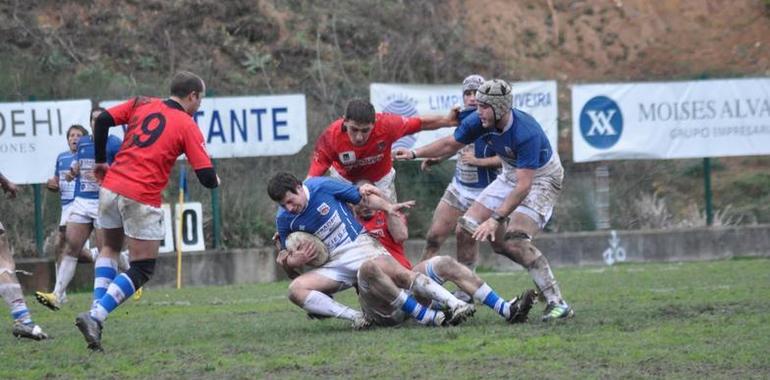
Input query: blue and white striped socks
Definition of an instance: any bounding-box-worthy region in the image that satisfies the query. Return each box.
[92,256,118,307]
[90,273,136,322]
[0,283,33,325]
[392,290,443,326]
[473,283,510,319]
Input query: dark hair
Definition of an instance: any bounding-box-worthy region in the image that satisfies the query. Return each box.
[343,99,375,124]
[67,124,89,137]
[267,172,302,202]
[170,71,204,98]
[90,107,106,122]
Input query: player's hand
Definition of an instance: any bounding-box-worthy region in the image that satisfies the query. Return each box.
[420,158,441,172]
[0,178,18,199]
[459,149,477,166]
[472,218,500,242]
[46,177,60,192]
[286,240,318,268]
[392,147,414,161]
[93,163,109,183]
[358,183,383,198]
[276,249,301,279]
[447,105,461,125]
[388,200,415,214]
[271,232,282,252]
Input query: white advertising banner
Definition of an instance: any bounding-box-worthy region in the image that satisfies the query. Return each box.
[101,94,308,159]
[572,78,770,162]
[370,81,558,151]
[0,99,92,184]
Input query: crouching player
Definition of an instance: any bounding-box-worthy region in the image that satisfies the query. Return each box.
[268,172,475,329]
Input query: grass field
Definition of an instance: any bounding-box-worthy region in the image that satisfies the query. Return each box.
[2,258,769,379]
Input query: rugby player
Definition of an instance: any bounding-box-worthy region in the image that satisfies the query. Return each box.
[394,79,574,322]
[75,71,219,351]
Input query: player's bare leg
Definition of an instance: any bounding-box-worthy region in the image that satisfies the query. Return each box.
[77,235,159,351]
[37,221,93,310]
[0,229,48,340]
[357,258,447,327]
[370,255,475,326]
[287,271,361,322]
[414,256,536,323]
[420,201,464,262]
[502,212,572,321]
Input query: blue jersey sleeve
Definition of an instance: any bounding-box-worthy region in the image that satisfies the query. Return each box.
[454,113,483,145]
[314,177,362,204]
[106,135,122,165]
[53,153,61,176]
[275,212,290,250]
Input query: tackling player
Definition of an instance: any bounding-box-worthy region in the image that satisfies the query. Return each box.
[394,79,573,322]
[74,71,220,351]
[308,99,458,201]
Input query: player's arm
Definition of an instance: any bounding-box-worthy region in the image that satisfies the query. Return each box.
[362,192,415,217]
[386,211,409,244]
[460,150,503,168]
[417,106,460,131]
[274,227,302,279]
[307,134,333,177]
[93,111,118,164]
[46,176,60,192]
[182,122,220,189]
[472,168,533,241]
[0,172,18,199]
[393,135,465,162]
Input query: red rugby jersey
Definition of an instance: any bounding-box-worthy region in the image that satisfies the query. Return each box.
[103,97,212,207]
[360,210,412,270]
[308,113,422,182]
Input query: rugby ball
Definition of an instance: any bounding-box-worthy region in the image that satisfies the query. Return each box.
[285,231,329,267]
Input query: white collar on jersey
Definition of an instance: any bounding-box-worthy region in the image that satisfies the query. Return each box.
[492,110,514,134]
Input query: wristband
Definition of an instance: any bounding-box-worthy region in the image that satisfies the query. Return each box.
[491,211,507,223]
[410,150,417,160]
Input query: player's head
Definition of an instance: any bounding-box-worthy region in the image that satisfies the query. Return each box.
[90,107,106,129]
[268,172,307,213]
[476,79,513,127]
[170,71,206,115]
[462,74,484,108]
[67,124,88,152]
[352,180,375,220]
[342,99,376,146]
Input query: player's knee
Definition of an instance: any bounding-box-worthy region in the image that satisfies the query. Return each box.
[125,258,156,287]
[357,260,380,282]
[424,233,442,251]
[424,256,454,284]
[503,231,541,267]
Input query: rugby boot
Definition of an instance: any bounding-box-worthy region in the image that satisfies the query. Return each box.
[446,302,476,326]
[12,322,49,340]
[506,289,537,324]
[75,312,103,351]
[541,301,575,322]
[35,291,61,311]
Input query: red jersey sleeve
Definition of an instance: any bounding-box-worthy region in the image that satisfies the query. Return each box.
[106,98,139,125]
[378,113,422,142]
[307,127,335,177]
[181,120,213,170]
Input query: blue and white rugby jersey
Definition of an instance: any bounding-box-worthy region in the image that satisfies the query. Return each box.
[73,135,122,200]
[454,108,552,171]
[275,177,365,254]
[454,108,499,189]
[54,151,77,206]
